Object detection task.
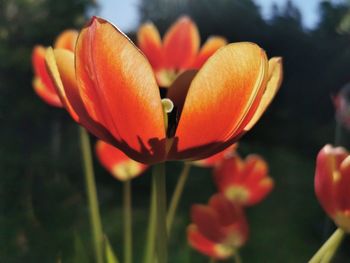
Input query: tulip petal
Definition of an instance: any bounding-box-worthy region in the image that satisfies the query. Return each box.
[45,48,118,146]
[244,57,283,131]
[163,16,200,69]
[192,36,227,68]
[336,156,350,211]
[191,205,226,243]
[137,22,164,70]
[32,46,62,107]
[193,144,237,167]
[214,155,243,192]
[54,29,78,51]
[76,17,166,163]
[33,77,62,107]
[243,155,269,183]
[96,140,148,181]
[209,194,244,226]
[169,42,268,160]
[315,145,348,216]
[246,177,274,206]
[187,225,233,260]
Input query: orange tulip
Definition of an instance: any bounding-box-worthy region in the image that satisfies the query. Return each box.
[32,30,78,107]
[214,154,273,206]
[192,144,237,167]
[95,140,148,181]
[45,16,282,164]
[187,194,248,259]
[315,144,350,232]
[137,16,227,87]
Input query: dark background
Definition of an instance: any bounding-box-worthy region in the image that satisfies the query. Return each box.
[1,0,350,262]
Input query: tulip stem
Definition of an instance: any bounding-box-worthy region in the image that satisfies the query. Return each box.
[123,180,132,263]
[154,163,168,263]
[143,170,157,263]
[166,162,191,235]
[309,228,345,263]
[233,251,242,263]
[79,127,104,263]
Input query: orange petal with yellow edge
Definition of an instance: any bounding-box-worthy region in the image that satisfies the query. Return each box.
[192,36,227,68]
[243,57,283,131]
[137,22,164,70]
[95,140,148,181]
[33,77,62,107]
[54,29,78,51]
[187,225,233,260]
[75,17,166,164]
[32,46,62,107]
[163,16,200,69]
[169,42,268,160]
[45,48,118,146]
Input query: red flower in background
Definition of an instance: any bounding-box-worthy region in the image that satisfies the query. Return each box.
[45,16,282,164]
[315,144,350,232]
[214,154,274,206]
[192,144,237,167]
[137,16,227,87]
[187,194,248,259]
[96,140,148,181]
[32,30,78,107]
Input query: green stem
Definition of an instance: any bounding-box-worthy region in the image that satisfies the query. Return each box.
[79,127,104,263]
[309,228,345,263]
[143,173,157,263]
[123,180,132,263]
[233,251,242,263]
[154,163,167,263]
[166,162,191,235]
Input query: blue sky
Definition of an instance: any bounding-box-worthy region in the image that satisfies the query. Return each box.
[99,0,345,31]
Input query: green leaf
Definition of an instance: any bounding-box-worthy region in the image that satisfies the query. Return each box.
[104,236,119,263]
[73,233,90,263]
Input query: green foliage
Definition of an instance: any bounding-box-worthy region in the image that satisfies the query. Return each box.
[104,236,119,263]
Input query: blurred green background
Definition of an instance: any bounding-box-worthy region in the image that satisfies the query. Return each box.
[2,0,350,262]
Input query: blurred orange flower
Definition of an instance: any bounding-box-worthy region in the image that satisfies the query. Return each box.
[187,194,248,259]
[315,144,350,232]
[32,30,78,107]
[95,140,148,181]
[45,17,282,164]
[137,16,227,87]
[214,154,273,206]
[192,144,237,167]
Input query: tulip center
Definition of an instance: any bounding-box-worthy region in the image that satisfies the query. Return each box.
[214,244,234,259]
[157,69,178,87]
[225,186,249,204]
[112,160,142,181]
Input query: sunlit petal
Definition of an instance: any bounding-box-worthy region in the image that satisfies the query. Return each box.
[76,17,166,163]
[170,42,268,160]
[163,16,200,69]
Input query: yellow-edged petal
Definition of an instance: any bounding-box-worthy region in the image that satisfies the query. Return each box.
[169,42,268,160]
[243,57,283,131]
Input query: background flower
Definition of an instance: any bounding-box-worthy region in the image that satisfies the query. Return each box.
[214,154,274,206]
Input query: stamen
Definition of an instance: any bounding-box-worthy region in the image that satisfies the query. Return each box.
[162,98,174,113]
[161,98,174,133]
